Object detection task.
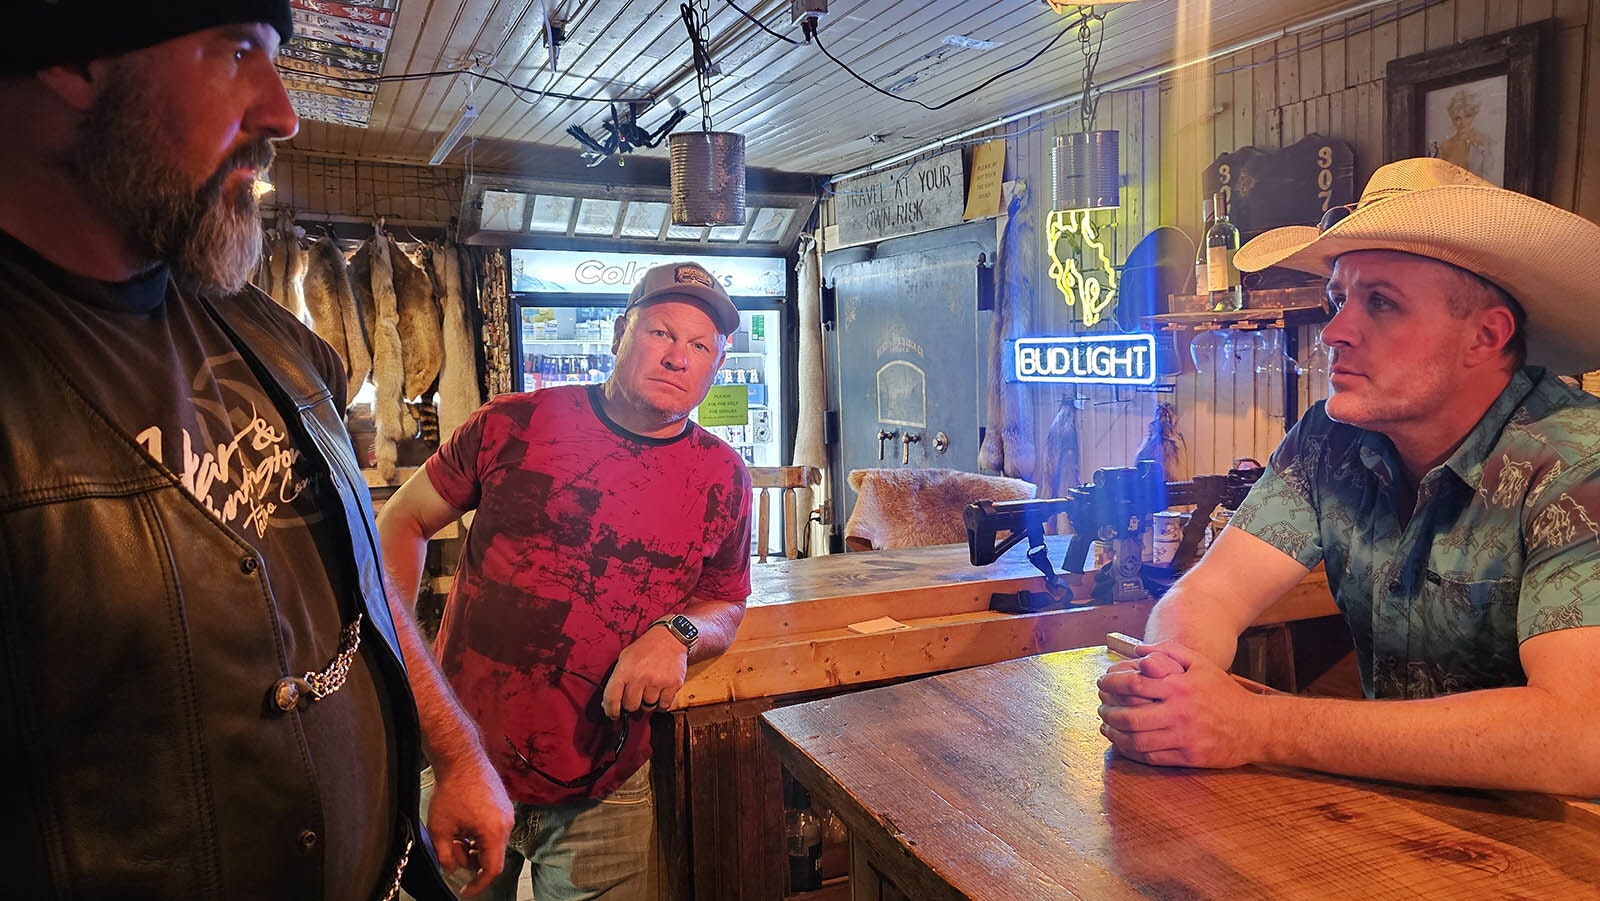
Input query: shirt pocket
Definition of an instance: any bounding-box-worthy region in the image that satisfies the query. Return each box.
[1413,570,1522,692]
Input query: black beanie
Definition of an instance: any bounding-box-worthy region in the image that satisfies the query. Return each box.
[7,1,294,75]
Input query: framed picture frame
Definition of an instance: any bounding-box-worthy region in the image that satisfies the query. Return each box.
[1384,19,1556,198]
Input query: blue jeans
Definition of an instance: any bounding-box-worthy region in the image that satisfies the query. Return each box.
[417,762,657,901]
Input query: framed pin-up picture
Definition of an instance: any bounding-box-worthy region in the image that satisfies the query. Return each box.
[1384,19,1556,198]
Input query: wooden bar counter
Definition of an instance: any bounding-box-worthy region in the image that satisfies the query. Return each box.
[761,647,1600,900]
[654,539,1341,900]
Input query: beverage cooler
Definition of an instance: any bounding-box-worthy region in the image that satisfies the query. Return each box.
[509,249,792,545]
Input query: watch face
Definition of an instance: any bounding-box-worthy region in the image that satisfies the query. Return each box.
[672,614,699,643]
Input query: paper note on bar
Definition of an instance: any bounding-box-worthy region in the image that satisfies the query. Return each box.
[847,616,910,634]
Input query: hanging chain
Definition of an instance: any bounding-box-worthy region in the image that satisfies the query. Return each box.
[1078,12,1105,134]
[305,614,364,700]
[684,0,715,132]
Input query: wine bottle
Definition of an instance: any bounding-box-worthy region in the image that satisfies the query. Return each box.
[785,782,823,892]
[1193,195,1213,298]
[1206,191,1243,312]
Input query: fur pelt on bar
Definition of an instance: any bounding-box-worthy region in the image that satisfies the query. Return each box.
[844,467,1035,550]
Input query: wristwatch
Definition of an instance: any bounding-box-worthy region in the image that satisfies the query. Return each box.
[651,613,699,653]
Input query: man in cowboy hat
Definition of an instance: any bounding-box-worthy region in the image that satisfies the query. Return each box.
[1098,158,1600,796]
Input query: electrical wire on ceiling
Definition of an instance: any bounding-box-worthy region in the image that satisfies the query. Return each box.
[725,0,802,46]
[337,65,653,106]
[328,1,1087,116]
[801,9,1089,113]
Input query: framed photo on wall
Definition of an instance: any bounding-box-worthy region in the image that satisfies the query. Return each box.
[1384,19,1556,198]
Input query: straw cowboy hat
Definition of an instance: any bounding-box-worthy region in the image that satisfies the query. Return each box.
[1234,157,1600,374]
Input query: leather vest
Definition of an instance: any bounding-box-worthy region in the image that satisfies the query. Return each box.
[0,283,453,900]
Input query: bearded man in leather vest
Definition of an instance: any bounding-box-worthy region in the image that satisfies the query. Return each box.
[0,3,511,897]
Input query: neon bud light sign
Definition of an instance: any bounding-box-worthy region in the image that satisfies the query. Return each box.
[1007,334,1157,386]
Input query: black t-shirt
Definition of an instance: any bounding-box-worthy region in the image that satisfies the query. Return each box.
[0,232,396,900]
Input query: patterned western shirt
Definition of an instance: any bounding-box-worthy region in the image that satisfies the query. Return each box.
[1231,367,1600,699]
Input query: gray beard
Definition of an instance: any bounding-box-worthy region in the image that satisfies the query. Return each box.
[65,60,272,297]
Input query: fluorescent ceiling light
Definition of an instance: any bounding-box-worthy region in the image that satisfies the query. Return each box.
[429,101,479,166]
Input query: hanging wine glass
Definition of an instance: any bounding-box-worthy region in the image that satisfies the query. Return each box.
[1189,330,1223,375]
[1253,329,1303,376]
[1215,330,1242,377]
[1303,325,1332,390]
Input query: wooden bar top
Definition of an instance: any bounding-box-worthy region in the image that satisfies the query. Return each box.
[679,540,1337,708]
[761,647,1600,899]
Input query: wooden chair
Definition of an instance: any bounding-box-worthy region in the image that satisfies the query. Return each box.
[748,466,822,562]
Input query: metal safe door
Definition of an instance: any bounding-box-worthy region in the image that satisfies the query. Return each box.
[830,244,983,530]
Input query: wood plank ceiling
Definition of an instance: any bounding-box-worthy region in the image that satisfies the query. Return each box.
[282,0,1363,179]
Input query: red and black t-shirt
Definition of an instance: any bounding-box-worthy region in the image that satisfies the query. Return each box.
[426,384,751,805]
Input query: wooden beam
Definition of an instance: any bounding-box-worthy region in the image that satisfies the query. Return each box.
[680,601,1156,706]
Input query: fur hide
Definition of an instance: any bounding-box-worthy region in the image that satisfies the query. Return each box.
[349,241,377,357]
[303,236,372,396]
[977,180,1037,480]
[261,225,307,318]
[1134,402,1190,482]
[1037,395,1082,534]
[430,239,481,443]
[390,237,443,402]
[791,239,828,557]
[255,233,277,300]
[286,236,310,325]
[844,467,1035,550]
[366,234,407,482]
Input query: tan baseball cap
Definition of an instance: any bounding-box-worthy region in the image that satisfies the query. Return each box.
[624,262,740,335]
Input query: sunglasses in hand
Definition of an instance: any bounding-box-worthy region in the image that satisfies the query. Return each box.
[503,666,630,789]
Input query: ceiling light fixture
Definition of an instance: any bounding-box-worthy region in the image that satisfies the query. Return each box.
[669,0,746,227]
[1048,13,1122,327]
[1052,15,1119,213]
[567,101,687,167]
[429,100,479,166]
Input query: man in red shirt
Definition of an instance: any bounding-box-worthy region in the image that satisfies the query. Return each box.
[380,261,753,900]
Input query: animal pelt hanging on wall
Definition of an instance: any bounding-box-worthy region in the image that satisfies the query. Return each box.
[349,241,376,357]
[302,236,372,397]
[389,236,443,402]
[977,179,1037,480]
[1038,394,1082,534]
[1134,402,1190,483]
[430,238,482,443]
[792,237,828,556]
[366,230,408,482]
[255,232,277,300]
[286,235,310,325]
[259,221,309,319]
